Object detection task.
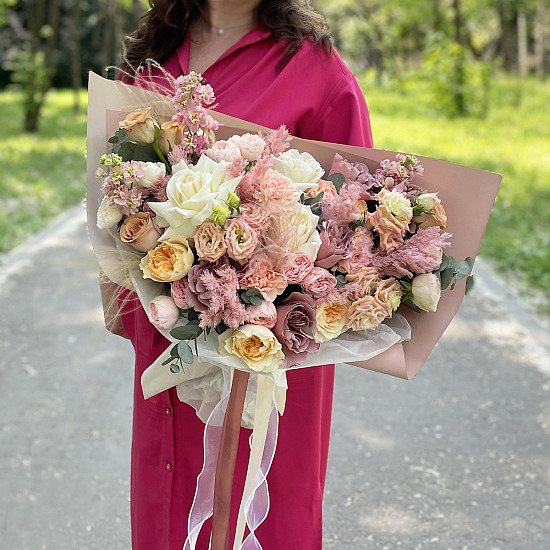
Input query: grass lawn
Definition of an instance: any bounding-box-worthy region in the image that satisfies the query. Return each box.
[0,89,88,252]
[360,73,550,314]
[0,77,549,313]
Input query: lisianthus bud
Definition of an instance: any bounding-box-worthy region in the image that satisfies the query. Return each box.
[411,273,441,312]
[211,204,231,226]
[226,192,240,210]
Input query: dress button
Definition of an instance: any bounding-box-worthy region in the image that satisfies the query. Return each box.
[166,408,171,416]
[166,462,172,471]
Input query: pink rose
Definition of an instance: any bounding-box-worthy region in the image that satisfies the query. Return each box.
[301,267,337,298]
[277,252,314,283]
[224,217,260,263]
[171,278,191,309]
[239,202,271,231]
[336,227,375,275]
[148,295,180,330]
[246,300,278,329]
[229,133,266,162]
[253,169,299,208]
[119,212,163,252]
[195,220,227,262]
[185,263,212,312]
[206,140,243,163]
[315,221,353,269]
[273,292,320,368]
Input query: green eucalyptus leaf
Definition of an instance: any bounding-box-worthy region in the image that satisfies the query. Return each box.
[326,173,346,192]
[169,363,181,374]
[133,144,161,162]
[465,275,474,294]
[249,295,263,306]
[170,324,204,341]
[177,340,194,365]
[440,267,454,290]
[169,345,180,358]
[116,141,137,160]
[162,357,174,366]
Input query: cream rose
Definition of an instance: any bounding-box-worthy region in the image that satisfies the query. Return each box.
[158,121,183,155]
[411,273,441,312]
[137,162,166,187]
[139,236,194,282]
[414,193,448,229]
[119,108,155,143]
[120,212,163,252]
[96,196,123,229]
[148,155,242,239]
[218,324,285,372]
[273,149,325,193]
[269,204,321,261]
[315,301,348,342]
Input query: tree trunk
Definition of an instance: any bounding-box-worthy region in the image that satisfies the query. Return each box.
[534,1,548,79]
[70,0,82,112]
[517,10,527,77]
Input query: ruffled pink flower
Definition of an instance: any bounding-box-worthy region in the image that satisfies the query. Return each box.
[224,217,260,263]
[246,300,278,329]
[239,202,271,231]
[277,252,314,283]
[301,267,337,298]
[171,278,191,309]
[239,260,287,302]
[346,295,389,331]
[195,220,227,262]
[273,292,320,368]
[305,179,338,199]
[253,169,299,208]
[345,266,381,298]
[315,221,353,269]
[336,227,375,274]
[206,140,243,163]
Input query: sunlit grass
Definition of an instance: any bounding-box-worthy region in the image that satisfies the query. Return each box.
[0,89,87,252]
[360,72,550,313]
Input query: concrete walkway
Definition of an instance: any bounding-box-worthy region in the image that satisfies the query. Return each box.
[1,206,549,549]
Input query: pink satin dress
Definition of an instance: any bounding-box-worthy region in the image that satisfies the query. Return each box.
[121,28,373,550]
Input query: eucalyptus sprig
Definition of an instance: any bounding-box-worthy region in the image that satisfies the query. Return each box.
[436,253,475,293]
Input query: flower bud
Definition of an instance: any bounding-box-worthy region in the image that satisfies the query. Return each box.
[411,273,441,312]
[211,204,231,227]
[226,192,241,210]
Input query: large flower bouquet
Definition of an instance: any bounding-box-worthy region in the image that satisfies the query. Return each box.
[95,72,472,377]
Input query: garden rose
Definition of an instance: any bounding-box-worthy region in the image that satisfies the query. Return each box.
[137,161,166,187]
[315,301,348,342]
[229,133,266,162]
[345,266,381,297]
[119,108,155,143]
[139,236,194,282]
[371,188,413,253]
[305,178,338,199]
[246,300,278,329]
[239,202,271,231]
[171,278,191,309]
[218,324,284,372]
[225,218,260,263]
[411,273,441,312]
[158,121,183,155]
[346,295,388,331]
[120,212,163,252]
[148,295,180,330]
[414,193,448,229]
[315,222,353,270]
[96,196,123,229]
[375,277,404,314]
[194,220,227,262]
[301,267,338,297]
[206,140,243,163]
[273,149,324,193]
[148,155,241,238]
[277,252,314,283]
[273,292,320,368]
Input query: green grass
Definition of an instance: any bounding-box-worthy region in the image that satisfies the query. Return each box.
[0,89,88,253]
[360,72,550,314]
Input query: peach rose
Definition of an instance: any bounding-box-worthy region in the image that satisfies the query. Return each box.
[345,266,381,298]
[119,108,155,143]
[158,120,183,155]
[194,220,227,262]
[139,236,194,282]
[120,212,163,252]
[375,277,404,314]
[305,178,338,199]
[315,301,348,342]
[346,295,389,331]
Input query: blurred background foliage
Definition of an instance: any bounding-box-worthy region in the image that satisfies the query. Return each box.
[0,0,548,313]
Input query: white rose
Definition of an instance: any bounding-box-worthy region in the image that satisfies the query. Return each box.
[218,324,285,372]
[97,196,123,229]
[229,133,266,162]
[137,162,166,187]
[411,273,441,312]
[269,203,321,261]
[171,159,188,174]
[416,192,439,211]
[273,149,325,193]
[148,155,242,239]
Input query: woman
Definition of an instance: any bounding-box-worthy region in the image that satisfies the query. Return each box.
[117,1,373,548]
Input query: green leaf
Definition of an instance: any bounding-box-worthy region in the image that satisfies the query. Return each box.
[169,363,181,374]
[162,357,174,366]
[133,144,161,162]
[400,280,413,291]
[169,345,180,358]
[335,274,347,287]
[465,275,474,295]
[440,267,454,290]
[170,324,204,341]
[326,173,346,192]
[177,340,194,365]
[115,141,137,160]
[249,295,263,306]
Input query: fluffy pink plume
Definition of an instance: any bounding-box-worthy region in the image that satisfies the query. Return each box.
[226,156,249,178]
[148,173,170,201]
[235,155,274,201]
[265,125,292,156]
[320,181,365,223]
[198,265,248,329]
[168,144,188,166]
[372,227,452,278]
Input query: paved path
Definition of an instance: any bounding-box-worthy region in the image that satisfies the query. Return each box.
[1,206,549,549]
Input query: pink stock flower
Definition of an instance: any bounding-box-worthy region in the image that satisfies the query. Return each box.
[224,217,260,263]
[277,252,314,283]
[253,169,300,208]
[195,220,227,262]
[301,267,338,298]
[246,300,278,329]
[273,292,320,368]
[171,278,191,309]
[148,296,180,331]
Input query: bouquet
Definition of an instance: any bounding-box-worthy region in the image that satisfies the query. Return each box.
[87,71,501,550]
[95,72,472,378]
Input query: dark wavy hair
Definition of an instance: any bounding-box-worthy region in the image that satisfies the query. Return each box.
[123,0,332,72]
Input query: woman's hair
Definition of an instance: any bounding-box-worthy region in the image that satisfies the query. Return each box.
[123,0,332,72]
